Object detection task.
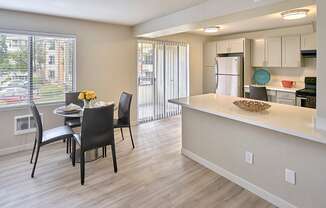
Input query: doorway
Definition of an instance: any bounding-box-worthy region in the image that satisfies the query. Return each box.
[137,40,189,123]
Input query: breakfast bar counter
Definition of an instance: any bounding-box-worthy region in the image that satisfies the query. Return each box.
[169,94,326,208]
[170,93,326,144]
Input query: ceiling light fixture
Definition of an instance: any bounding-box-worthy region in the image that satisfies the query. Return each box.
[204,26,220,33]
[281,9,309,20]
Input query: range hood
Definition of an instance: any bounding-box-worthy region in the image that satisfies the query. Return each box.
[301,50,316,58]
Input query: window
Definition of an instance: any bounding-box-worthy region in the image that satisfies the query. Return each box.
[0,32,75,107]
[48,40,55,50]
[48,55,55,65]
[49,71,55,80]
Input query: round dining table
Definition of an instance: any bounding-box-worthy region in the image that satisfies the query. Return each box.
[53,102,114,163]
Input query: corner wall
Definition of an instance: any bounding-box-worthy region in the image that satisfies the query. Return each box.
[316,0,326,130]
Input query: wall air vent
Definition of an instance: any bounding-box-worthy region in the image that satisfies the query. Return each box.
[14,114,43,135]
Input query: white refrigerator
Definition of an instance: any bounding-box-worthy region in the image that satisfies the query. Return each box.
[216,56,243,97]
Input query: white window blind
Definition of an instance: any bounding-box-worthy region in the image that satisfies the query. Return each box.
[0,32,75,107]
[32,36,74,104]
[137,39,189,123]
[0,34,29,106]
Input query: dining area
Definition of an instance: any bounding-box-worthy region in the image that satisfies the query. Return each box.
[29,90,134,185]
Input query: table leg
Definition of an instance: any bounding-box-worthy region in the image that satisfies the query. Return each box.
[71,148,104,163]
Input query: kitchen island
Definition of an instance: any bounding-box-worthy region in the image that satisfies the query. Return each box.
[170,94,326,208]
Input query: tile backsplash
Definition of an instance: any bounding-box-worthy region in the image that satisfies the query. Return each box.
[268,58,316,83]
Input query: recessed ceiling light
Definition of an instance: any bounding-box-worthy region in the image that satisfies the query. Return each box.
[281,9,309,20]
[204,26,220,33]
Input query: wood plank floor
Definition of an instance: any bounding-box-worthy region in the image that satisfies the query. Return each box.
[0,116,276,208]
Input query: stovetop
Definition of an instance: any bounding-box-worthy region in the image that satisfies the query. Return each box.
[296,88,316,96]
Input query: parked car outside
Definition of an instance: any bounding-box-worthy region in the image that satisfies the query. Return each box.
[0,87,28,104]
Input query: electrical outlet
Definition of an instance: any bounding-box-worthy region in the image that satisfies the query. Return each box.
[245,151,254,164]
[285,169,296,185]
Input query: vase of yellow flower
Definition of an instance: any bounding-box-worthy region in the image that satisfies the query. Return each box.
[78,90,97,109]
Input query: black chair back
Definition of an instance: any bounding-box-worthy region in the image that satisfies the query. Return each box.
[118,92,132,124]
[30,101,43,143]
[65,92,83,124]
[81,104,114,151]
[65,92,83,107]
[250,86,268,101]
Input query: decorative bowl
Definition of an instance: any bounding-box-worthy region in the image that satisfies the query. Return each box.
[233,100,271,112]
[281,80,296,88]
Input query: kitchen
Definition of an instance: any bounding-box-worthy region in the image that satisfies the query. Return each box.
[202,5,317,109]
[170,3,326,208]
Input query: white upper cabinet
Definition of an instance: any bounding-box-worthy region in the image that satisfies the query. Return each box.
[228,39,244,53]
[282,35,301,68]
[216,40,229,54]
[265,37,282,67]
[217,38,244,54]
[251,39,265,67]
[252,37,281,67]
[301,33,316,50]
[204,41,217,66]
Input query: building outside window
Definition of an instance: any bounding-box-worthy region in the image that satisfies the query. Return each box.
[0,32,75,107]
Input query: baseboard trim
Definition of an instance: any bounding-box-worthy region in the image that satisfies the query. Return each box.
[0,143,33,156]
[181,148,297,208]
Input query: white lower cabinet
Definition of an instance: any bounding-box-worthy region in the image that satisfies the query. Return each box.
[276,98,296,105]
[276,91,296,106]
[244,86,296,106]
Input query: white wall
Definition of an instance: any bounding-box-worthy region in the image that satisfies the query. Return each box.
[0,9,137,154]
[157,33,206,95]
[316,0,326,130]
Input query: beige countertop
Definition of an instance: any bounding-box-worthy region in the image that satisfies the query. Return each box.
[170,94,326,145]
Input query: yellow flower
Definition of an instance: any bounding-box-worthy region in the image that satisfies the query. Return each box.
[78,92,85,100]
[79,90,97,101]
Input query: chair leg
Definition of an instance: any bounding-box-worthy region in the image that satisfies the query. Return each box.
[129,126,135,149]
[30,138,37,164]
[80,151,85,185]
[68,138,72,153]
[66,137,69,153]
[120,128,124,140]
[111,144,118,173]
[72,139,76,167]
[102,146,107,158]
[31,143,41,178]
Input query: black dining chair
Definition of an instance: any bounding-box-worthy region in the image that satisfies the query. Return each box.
[71,104,117,185]
[250,86,268,101]
[64,92,83,153]
[114,92,135,148]
[29,101,74,178]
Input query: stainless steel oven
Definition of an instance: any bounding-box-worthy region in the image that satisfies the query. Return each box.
[296,95,316,108]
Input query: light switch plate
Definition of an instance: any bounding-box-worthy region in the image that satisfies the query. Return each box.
[245,151,254,164]
[285,169,296,185]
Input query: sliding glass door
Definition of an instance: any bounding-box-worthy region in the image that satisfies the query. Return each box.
[137,40,189,123]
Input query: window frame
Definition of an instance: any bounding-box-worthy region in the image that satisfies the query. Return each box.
[0,28,77,110]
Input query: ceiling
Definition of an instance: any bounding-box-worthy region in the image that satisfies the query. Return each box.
[0,0,209,25]
[191,5,316,36]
